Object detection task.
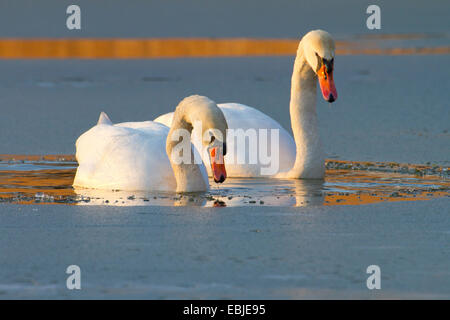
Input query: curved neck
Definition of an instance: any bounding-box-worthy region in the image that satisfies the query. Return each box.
[166,107,208,193]
[288,44,325,178]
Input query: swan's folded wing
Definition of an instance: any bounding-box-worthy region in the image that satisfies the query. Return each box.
[74,122,176,191]
[155,104,296,177]
[218,103,296,177]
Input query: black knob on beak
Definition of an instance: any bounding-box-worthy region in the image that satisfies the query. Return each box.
[214,175,226,183]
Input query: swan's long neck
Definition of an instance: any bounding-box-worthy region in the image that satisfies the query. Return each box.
[166,109,208,193]
[288,44,325,178]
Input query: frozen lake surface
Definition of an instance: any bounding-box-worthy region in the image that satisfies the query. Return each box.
[0,55,449,165]
[0,198,449,299]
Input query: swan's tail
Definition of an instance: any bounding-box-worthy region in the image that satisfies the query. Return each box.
[97,111,112,125]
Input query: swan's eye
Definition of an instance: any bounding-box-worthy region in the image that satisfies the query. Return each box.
[210,136,215,144]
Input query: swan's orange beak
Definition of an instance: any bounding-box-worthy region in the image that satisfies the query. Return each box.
[318,64,337,103]
[209,147,226,183]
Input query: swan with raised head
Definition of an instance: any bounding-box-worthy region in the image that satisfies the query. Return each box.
[73,95,228,192]
[155,30,337,179]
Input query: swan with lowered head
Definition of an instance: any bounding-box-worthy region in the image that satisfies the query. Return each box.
[73,95,228,193]
[155,30,337,179]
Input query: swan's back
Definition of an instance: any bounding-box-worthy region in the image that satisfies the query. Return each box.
[74,119,177,191]
[218,103,295,177]
[155,103,296,177]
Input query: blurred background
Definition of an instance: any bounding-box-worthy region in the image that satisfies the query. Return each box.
[1,0,449,38]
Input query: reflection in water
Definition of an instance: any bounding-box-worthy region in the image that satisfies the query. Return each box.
[71,178,324,207]
[0,155,449,207]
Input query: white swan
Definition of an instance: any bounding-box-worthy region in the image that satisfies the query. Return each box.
[155,30,337,179]
[73,95,228,192]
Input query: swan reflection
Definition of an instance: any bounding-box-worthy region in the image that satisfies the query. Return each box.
[73,178,325,207]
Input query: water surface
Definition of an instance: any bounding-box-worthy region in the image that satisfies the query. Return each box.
[1,156,448,207]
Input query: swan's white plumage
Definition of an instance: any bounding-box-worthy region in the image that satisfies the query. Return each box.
[73,114,208,192]
[154,103,296,177]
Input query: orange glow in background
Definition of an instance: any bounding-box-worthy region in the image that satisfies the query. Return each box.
[0,37,448,59]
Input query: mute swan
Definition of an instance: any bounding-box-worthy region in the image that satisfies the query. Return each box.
[73,95,228,193]
[155,30,337,179]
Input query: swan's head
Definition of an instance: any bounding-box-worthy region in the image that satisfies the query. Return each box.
[301,29,337,103]
[182,95,228,183]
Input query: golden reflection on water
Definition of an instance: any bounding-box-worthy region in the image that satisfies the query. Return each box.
[0,155,448,207]
[324,170,449,206]
[0,36,448,59]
